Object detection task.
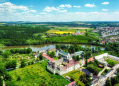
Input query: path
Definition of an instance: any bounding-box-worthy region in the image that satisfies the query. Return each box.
[98,67,106,77]
[1,76,5,86]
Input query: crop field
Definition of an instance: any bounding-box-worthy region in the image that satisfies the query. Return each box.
[63,70,85,86]
[46,29,76,34]
[7,60,69,86]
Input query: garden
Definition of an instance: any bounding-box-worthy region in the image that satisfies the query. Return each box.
[86,60,104,75]
[63,70,91,86]
[105,59,118,67]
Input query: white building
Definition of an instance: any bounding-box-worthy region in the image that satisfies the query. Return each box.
[47,50,80,75]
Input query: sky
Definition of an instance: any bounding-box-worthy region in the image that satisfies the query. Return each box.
[0,0,119,22]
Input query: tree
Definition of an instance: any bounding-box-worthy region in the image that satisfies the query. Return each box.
[85,55,88,67]
[21,59,26,68]
[4,73,12,81]
[105,78,112,86]
[0,50,3,55]
[3,50,11,58]
[47,51,50,56]
[0,62,6,75]
[94,60,99,66]
[27,47,32,54]
[92,47,95,53]
[58,55,61,59]
[5,60,17,69]
[85,29,88,36]
[11,60,17,69]
[50,51,55,58]
[39,53,43,60]
[55,44,60,50]
[0,77,3,86]
[76,55,79,61]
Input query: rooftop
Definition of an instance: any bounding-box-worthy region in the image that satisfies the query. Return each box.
[42,54,54,61]
[59,50,68,55]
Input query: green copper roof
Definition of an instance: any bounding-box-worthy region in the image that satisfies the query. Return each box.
[59,51,68,55]
[75,51,83,56]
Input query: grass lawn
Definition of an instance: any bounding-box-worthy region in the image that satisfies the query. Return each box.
[105,59,118,67]
[53,57,58,60]
[101,69,110,75]
[7,60,69,86]
[63,70,85,86]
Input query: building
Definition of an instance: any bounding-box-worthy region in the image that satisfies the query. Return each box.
[42,53,54,61]
[47,58,80,75]
[34,52,39,58]
[55,50,72,60]
[47,48,56,52]
[72,30,84,35]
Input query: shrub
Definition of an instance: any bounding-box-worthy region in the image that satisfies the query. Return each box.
[4,73,12,81]
[31,61,34,64]
[21,59,26,68]
[28,61,31,65]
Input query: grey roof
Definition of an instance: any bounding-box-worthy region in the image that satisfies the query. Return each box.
[59,51,68,55]
[82,68,92,76]
[75,51,83,56]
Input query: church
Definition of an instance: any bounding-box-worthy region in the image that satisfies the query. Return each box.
[47,50,80,75]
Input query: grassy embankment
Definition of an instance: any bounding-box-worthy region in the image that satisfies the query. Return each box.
[7,60,69,86]
[63,70,85,86]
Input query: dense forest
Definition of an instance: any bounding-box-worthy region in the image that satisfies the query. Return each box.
[0,26,50,46]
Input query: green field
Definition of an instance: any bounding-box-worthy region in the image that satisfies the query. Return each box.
[63,70,85,86]
[47,35,98,44]
[7,61,69,86]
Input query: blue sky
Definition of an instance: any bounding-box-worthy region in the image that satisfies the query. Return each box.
[0,0,119,21]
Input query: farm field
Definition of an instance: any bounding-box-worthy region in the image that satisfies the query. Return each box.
[63,70,85,86]
[7,60,69,86]
[46,29,76,34]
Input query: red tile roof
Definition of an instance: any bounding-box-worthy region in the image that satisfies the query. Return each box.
[68,81,76,86]
[62,59,79,70]
[42,54,54,61]
[84,57,95,64]
[102,41,106,43]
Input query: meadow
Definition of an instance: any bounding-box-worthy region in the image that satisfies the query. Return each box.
[63,70,85,86]
[47,34,98,44]
[7,60,69,86]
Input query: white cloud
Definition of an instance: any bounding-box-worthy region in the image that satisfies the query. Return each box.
[43,6,57,12]
[40,12,47,14]
[57,10,67,13]
[73,6,81,8]
[85,3,95,7]
[30,10,37,12]
[65,4,72,8]
[59,4,72,8]
[0,2,28,13]
[102,9,108,11]
[102,2,109,5]
[59,4,65,8]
